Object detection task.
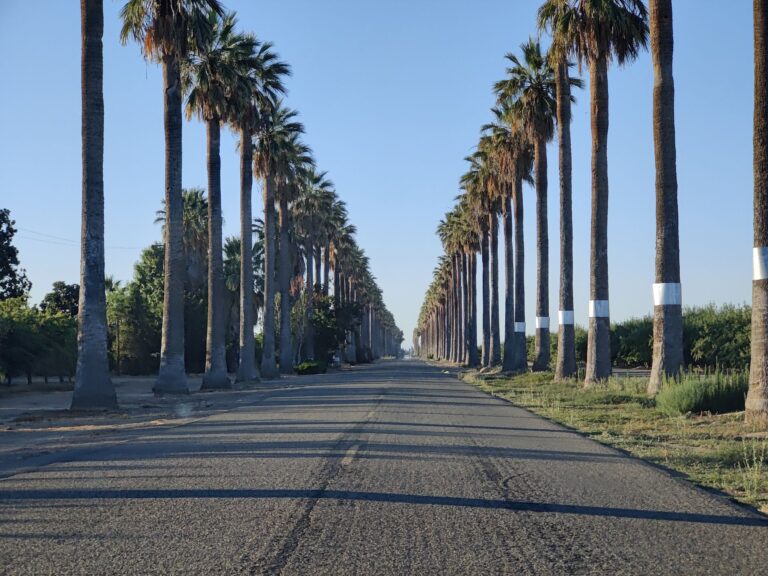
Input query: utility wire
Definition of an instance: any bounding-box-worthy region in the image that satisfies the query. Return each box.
[18,228,145,250]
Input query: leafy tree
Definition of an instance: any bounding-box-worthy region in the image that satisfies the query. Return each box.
[0,209,31,300]
[310,295,342,364]
[0,299,76,385]
[40,282,80,317]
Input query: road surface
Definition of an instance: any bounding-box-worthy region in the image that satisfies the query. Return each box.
[1,360,766,575]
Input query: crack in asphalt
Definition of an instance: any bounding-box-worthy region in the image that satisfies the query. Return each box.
[249,392,385,576]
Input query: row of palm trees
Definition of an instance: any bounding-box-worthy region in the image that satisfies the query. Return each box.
[416,0,768,428]
[416,0,648,379]
[71,0,401,409]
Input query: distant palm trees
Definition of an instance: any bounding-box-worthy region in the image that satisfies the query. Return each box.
[417,0,665,391]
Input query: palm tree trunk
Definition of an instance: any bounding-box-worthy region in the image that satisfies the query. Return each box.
[502,194,515,372]
[533,136,550,371]
[304,234,315,360]
[278,196,293,373]
[468,251,479,367]
[333,260,341,312]
[747,0,768,426]
[490,211,501,366]
[481,224,491,367]
[154,51,188,394]
[71,0,116,410]
[456,253,464,363]
[260,174,279,379]
[461,251,470,365]
[513,176,527,371]
[201,118,231,390]
[323,244,330,296]
[585,54,612,385]
[236,127,259,383]
[314,245,322,292]
[648,0,683,394]
[555,61,577,380]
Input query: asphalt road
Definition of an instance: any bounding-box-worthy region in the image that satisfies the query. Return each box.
[1,360,766,575]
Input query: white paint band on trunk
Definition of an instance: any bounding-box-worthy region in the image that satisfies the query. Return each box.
[589,300,610,318]
[535,317,549,330]
[652,283,682,306]
[514,322,526,333]
[558,310,575,325]
[754,247,768,280]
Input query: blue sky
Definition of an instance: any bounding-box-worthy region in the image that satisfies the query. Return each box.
[0,1,754,343]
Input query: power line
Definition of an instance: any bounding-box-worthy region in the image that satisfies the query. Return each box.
[17,229,145,251]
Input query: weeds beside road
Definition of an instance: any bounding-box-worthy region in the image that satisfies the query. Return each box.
[462,370,768,514]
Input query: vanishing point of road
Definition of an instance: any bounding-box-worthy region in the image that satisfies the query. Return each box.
[1,360,766,575]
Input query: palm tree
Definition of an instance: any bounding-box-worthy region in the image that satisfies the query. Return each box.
[121,0,223,394]
[295,169,334,361]
[184,10,257,390]
[540,0,648,384]
[155,188,209,292]
[253,105,304,378]
[482,109,532,373]
[489,200,502,366]
[538,6,585,379]
[747,0,768,427]
[230,40,289,384]
[276,136,313,374]
[71,0,117,410]
[461,153,493,367]
[495,39,561,372]
[646,0,682,394]
[222,231,264,370]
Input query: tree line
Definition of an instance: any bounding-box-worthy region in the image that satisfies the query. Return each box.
[0,0,405,406]
[415,0,768,428]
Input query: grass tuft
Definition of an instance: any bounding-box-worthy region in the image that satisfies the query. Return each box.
[656,372,748,417]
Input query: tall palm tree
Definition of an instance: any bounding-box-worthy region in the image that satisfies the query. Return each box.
[540,0,648,384]
[462,153,493,367]
[646,0,682,394]
[71,0,117,410]
[253,105,304,378]
[230,40,289,384]
[495,39,562,372]
[276,136,313,374]
[747,0,768,427]
[295,169,334,361]
[483,109,532,373]
[489,200,502,366]
[184,10,256,390]
[538,5,584,379]
[121,0,223,394]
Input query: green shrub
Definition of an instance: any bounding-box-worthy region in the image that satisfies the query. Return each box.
[656,372,748,416]
[296,360,327,375]
[683,304,750,370]
[611,316,653,367]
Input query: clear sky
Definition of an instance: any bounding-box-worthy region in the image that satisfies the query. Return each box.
[0,1,754,344]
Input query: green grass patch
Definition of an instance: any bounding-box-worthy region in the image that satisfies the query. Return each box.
[656,372,748,416]
[295,360,327,375]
